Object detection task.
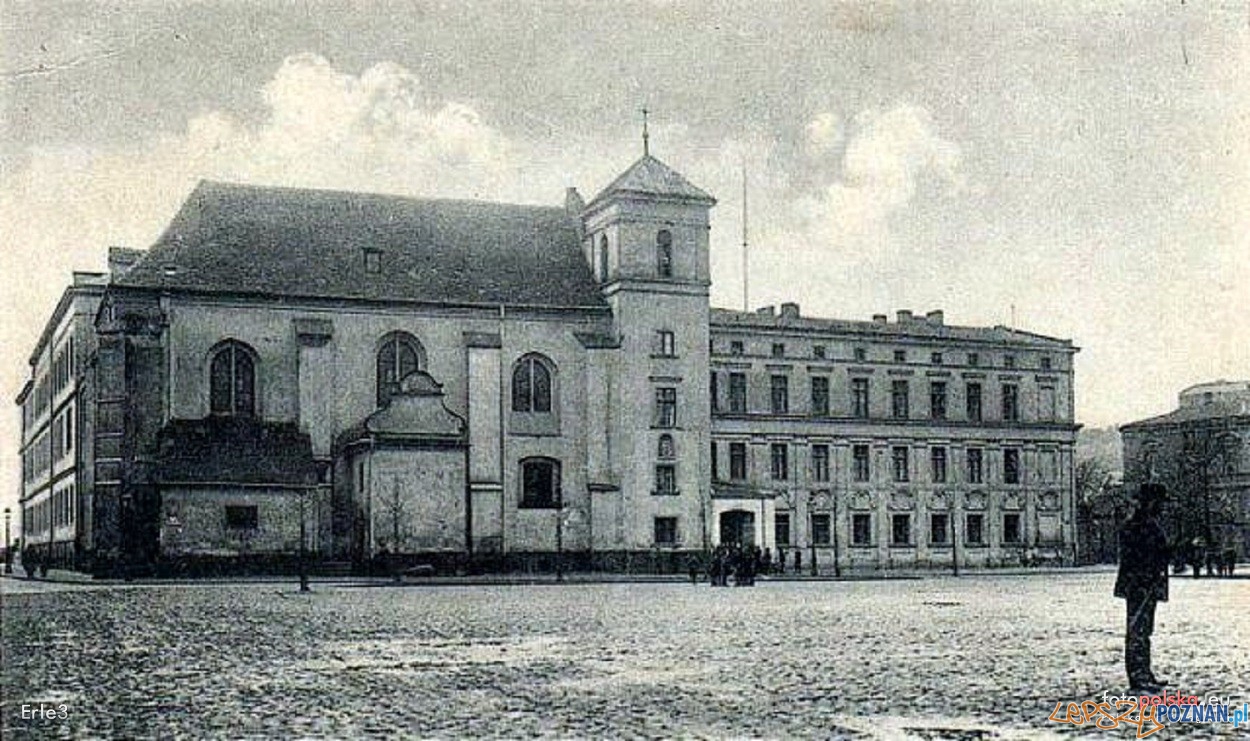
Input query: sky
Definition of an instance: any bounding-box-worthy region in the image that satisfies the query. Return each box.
[2,1,1247,517]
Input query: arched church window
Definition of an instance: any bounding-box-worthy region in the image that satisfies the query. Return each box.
[209,340,257,417]
[658,434,675,459]
[377,332,425,406]
[598,234,609,282]
[512,354,554,413]
[656,229,673,278]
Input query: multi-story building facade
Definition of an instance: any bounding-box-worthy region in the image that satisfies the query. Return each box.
[1121,380,1250,559]
[14,148,1080,575]
[709,305,1079,571]
[16,271,108,569]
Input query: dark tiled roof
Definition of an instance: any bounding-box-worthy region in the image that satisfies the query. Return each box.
[1120,402,1250,431]
[587,155,715,208]
[710,308,1074,348]
[118,181,609,310]
[154,417,316,486]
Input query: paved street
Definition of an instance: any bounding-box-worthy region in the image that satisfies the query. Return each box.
[2,572,1246,739]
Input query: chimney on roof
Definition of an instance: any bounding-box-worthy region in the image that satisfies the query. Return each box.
[779,302,800,318]
[108,246,145,280]
[872,313,888,324]
[756,305,776,316]
[565,187,585,216]
[926,310,945,325]
[897,309,913,323]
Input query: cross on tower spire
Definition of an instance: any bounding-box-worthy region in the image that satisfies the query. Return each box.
[641,107,650,156]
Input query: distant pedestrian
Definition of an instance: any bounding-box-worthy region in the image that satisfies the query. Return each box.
[1114,483,1170,691]
[793,549,801,573]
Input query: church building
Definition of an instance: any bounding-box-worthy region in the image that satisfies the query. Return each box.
[16,146,1080,576]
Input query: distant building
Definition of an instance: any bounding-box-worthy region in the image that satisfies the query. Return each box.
[1121,380,1250,559]
[15,149,1080,575]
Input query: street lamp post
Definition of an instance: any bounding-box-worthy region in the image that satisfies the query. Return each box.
[808,494,818,576]
[951,494,960,577]
[554,489,564,582]
[831,494,841,578]
[4,507,11,575]
[298,489,310,593]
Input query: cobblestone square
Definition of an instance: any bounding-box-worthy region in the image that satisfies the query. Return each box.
[2,572,1246,739]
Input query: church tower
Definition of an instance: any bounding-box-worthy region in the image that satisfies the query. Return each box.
[581,141,716,556]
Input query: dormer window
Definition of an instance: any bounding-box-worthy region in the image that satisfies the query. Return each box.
[364,248,382,273]
[656,230,673,278]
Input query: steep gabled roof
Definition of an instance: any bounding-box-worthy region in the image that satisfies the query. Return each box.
[117,181,608,310]
[587,155,715,208]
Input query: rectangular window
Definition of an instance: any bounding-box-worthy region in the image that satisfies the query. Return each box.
[930,513,949,545]
[810,376,830,417]
[891,380,909,418]
[813,344,827,359]
[770,443,789,481]
[729,443,747,480]
[1004,448,1021,484]
[730,340,744,356]
[771,342,786,358]
[1003,354,1015,369]
[770,375,789,414]
[655,464,677,495]
[655,387,677,428]
[1002,384,1019,422]
[930,447,947,483]
[812,514,832,546]
[811,444,830,483]
[891,514,911,546]
[364,249,381,273]
[656,330,676,357]
[710,372,719,412]
[654,517,678,546]
[892,446,910,482]
[854,347,867,362]
[64,408,73,453]
[1040,385,1057,421]
[853,444,871,482]
[852,514,872,546]
[1041,356,1052,370]
[774,512,791,545]
[931,352,943,365]
[728,373,747,413]
[966,514,985,545]
[966,382,983,421]
[894,349,906,362]
[1003,513,1022,544]
[966,447,984,484]
[225,505,259,530]
[929,382,947,420]
[967,352,979,367]
[711,441,719,480]
[851,378,870,418]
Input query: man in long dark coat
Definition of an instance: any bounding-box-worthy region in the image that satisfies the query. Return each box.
[1113,483,1170,690]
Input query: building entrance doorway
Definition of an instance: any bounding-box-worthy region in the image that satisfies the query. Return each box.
[719,510,755,546]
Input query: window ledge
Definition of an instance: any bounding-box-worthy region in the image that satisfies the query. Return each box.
[651,491,681,497]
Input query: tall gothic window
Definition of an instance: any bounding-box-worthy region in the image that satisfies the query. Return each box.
[656,229,673,278]
[377,332,424,406]
[598,234,609,281]
[512,354,554,413]
[209,341,256,417]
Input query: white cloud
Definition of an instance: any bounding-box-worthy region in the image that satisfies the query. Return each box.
[797,103,962,243]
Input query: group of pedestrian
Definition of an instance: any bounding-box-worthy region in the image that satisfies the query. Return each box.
[1182,538,1237,577]
[705,543,764,586]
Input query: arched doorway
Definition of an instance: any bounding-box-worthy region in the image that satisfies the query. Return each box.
[720,510,755,546]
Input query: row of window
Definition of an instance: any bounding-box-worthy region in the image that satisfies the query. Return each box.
[720,340,1055,371]
[592,229,677,283]
[21,429,51,485]
[712,442,1060,485]
[23,484,77,537]
[22,338,78,431]
[207,335,566,419]
[50,405,75,462]
[714,373,1060,422]
[774,511,1027,548]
